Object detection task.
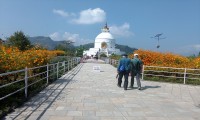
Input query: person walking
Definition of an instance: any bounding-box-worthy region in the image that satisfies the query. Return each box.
[130,53,143,90]
[117,54,131,90]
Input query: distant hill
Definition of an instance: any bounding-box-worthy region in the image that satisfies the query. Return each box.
[28,36,63,49]
[29,36,137,54]
[116,44,137,54]
[77,43,94,49]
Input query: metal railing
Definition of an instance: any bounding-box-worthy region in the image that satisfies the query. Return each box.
[0,57,81,101]
[108,59,200,84]
[143,65,200,84]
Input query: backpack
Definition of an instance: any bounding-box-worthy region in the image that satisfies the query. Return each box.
[119,64,125,72]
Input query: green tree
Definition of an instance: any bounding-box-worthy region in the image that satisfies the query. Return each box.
[7,31,31,51]
[54,43,76,56]
[76,46,86,57]
[54,44,68,51]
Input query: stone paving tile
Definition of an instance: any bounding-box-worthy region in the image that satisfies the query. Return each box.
[125,117,147,120]
[48,116,73,120]
[146,117,169,120]
[4,62,200,120]
[96,111,113,116]
[66,111,82,116]
[82,110,96,116]
[100,116,126,120]
[73,116,100,120]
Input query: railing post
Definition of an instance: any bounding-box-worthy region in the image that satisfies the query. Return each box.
[47,63,49,85]
[184,68,187,84]
[63,61,65,73]
[68,60,69,71]
[142,65,145,80]
[71,59,72,68]
[24,67,28,98]
[74,58,76,65]
[57,62,59,79]
[53,63,55,80]
[72,59,74,67]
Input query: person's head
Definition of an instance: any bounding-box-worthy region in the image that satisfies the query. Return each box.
[134,53,138,58]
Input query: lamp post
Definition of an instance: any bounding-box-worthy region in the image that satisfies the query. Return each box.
[151,33,166,50]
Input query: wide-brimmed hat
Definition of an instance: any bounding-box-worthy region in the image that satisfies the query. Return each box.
[134,53,138,56]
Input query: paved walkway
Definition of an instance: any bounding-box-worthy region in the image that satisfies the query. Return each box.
[4,63,200,120]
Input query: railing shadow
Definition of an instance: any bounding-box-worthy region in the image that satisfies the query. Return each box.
[4,63,83,120]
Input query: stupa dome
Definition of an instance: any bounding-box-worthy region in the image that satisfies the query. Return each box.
[95,32,114,43]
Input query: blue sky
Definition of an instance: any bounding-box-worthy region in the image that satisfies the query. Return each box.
[0,0,200,56]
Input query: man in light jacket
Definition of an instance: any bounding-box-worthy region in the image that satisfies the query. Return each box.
[130,53,143,90]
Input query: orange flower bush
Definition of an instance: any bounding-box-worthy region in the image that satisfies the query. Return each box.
[193,57,200,68]
[129,49,199,69]
[0,45,65,73]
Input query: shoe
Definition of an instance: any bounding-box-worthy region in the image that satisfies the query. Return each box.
[117,84,121,88]
[124,88,127,90]
[138,87,141,90]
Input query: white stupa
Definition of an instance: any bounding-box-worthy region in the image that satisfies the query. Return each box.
[83,23,124,57]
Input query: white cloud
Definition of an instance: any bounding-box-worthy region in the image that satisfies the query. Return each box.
[62,32,79,43]
[49,32,61,41]
[72,8,106,24]
[53,9,69,17]
[110,23,134,37]
[49,32,92,46]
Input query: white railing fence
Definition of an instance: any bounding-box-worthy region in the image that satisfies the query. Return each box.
[142,65,200,84]
[109,59,200,84]
[0,57,81,101]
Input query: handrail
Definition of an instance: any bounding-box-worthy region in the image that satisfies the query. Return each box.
[28,65,47,70]
[0,69,25,77]
[0,57,81,101]
[109,59,200,84]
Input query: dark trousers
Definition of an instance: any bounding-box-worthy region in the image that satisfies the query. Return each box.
[118,71,129,89]
[130,72,141,88]
[130,71,135,87]
[130,74,134,87]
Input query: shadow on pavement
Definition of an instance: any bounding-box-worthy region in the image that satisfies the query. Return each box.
[141,85,161,90]
[124,85,161,91]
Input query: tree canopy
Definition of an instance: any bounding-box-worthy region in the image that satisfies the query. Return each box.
[7,31,31,51]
